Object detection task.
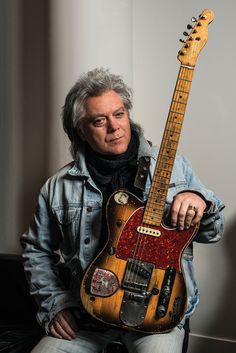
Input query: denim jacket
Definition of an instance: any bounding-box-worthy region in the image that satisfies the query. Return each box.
[21,136,225,333]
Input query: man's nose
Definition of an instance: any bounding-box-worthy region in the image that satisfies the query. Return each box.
[107,116,119,132]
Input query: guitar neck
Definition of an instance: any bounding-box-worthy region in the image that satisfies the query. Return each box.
[143,65,194,226]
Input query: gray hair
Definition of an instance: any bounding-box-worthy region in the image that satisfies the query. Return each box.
[62,67,141,158]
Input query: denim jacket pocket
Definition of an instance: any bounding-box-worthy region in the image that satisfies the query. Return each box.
[53,205,81,258]
[53,206,80,225]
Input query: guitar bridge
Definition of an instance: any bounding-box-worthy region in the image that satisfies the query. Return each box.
[120,259,154,327]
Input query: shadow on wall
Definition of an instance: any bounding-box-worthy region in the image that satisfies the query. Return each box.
[192,218,236,353]
[19,0,51,232]
[210,219,236,338]
[1,0,55,253]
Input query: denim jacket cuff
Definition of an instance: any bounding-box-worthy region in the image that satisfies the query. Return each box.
[177,188,224,215]
[38,295,80,334]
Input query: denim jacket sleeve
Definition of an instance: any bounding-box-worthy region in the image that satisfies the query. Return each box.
[177,154,225,243]
[20,183,79,333]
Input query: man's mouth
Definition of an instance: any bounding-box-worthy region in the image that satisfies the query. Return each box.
[106,136,124,143]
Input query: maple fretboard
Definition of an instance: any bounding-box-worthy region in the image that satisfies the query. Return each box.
[143,66,194,226]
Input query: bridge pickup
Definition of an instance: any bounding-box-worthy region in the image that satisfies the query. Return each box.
[122,259,154,291]
[137,226,161,237]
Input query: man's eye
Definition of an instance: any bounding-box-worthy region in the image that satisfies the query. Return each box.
[93,118,105,127]
[115,111,125,118]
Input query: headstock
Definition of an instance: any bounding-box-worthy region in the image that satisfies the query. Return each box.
[177,9,214,67]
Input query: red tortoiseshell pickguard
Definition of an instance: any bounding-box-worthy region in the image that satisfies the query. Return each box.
[116,207,196,273]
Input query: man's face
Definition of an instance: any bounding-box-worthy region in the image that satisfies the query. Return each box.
[79,90,131,155]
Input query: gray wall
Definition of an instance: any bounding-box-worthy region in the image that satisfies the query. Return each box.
[132,1,236,352]
[1,0,235,352]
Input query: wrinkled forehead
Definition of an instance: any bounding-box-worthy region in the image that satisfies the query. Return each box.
[84,90,125,117]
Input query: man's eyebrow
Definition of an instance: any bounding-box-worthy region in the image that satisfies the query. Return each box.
[87,106,125,120]
[114,106,126,113]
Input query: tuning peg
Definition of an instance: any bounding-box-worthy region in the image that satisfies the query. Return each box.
[187,24,193,30]
[183,31,189,36]
[179,39,185,43]
[191,17,197,22]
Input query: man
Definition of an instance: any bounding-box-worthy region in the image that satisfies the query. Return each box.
[21,68,224,353]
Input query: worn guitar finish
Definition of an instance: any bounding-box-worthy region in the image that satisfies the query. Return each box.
[80,9,214,332]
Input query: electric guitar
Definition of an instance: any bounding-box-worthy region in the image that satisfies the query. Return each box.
[80,9,214,333]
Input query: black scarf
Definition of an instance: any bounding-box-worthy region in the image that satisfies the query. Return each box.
[85,132,140,202]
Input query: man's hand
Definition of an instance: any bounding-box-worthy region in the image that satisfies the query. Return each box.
[169,192,207,230]
[50,308,79,340]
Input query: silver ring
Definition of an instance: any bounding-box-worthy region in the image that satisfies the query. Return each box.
[188,205,197,212]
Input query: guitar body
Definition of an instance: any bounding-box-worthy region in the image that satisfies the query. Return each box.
[80,190,198,333]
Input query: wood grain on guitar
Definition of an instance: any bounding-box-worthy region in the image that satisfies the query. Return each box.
[80,9,214,333]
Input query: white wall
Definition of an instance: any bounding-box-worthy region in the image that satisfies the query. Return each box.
[48,0,133,173]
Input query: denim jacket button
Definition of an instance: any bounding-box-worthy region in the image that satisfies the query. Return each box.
[84,237,90,244]
[87,206,93,212]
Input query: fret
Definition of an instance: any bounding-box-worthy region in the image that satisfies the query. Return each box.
[149,186,168,195]
[156,158,175,167]
[148,188,168,197]
[146,203,167,212]
[143,211,163,219]
[145,210,165,218]
[147,195,167,202]
[157,150,176,159]
[147,194,167,203]
[178,77,192,82]
[156,164,173,173]
[167,120,183,127]
[176,81,191,91]
[173,91,189,102]
[175,89,189,94]
[145,204,165,212]
[156,155,174,164]
[168,119,184,126]
[163,134,179,143]
[151,175,170,183]
[167,115,183,121]
[166,124,182,133]
[169,110,184,116]
[159,144,178,152]
[164,129,181,138]
[145,197,166,205]
[142,217,162,227]
[142,66,194,226]
[172,100,187,107]
[144,214,163,220]
[161,140,178,149]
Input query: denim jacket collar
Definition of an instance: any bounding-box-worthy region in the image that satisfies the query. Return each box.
[67,134,157,179]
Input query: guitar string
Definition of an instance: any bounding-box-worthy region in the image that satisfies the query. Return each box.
[125,208,145,288]
[124,67,182,288]
[125,67,193,292]
[127,68,191,292]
